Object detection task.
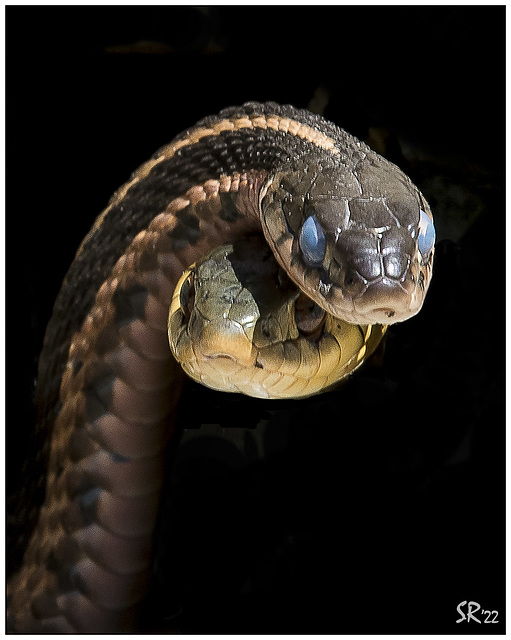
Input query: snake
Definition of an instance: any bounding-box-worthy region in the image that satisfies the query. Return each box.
[168,236,388,399]
[7,102,435,632]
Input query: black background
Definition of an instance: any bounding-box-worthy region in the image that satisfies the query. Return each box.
[6,5,505,634]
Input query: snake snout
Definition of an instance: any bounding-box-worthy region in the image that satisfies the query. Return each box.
[325,226,424,324]
[352,277,418,324]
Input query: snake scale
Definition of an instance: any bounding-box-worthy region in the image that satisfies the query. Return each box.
[7,102,435,632]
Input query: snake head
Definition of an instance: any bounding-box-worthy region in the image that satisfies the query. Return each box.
[260,152,435,325]
[168,239,387,399]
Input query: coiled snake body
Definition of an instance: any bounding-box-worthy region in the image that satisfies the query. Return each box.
[7,102,434,632]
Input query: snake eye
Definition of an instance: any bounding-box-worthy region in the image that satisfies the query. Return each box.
[418,209,435,259]
[179,272,195,322]
[299,214,326,266]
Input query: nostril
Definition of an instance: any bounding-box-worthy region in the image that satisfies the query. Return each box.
[344,269,357,287]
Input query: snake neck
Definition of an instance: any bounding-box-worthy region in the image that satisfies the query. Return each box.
[7,174,268,632]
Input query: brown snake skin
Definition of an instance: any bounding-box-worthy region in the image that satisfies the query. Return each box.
[7,102,434,632]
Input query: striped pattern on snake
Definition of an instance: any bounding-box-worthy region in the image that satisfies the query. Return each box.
[7,102,434,632]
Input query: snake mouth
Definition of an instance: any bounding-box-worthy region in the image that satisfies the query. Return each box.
[209,353,237,360]
[200,351,249,364]
[357,307,398,324]
[357,275,421,322]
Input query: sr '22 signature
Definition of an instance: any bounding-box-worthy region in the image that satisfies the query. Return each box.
[456,601,499,624]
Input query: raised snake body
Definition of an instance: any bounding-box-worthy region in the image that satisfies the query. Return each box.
[7,102,434,632]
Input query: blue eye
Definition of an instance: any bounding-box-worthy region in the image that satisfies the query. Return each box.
[299,214,326,266]
[418,209,435,258]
